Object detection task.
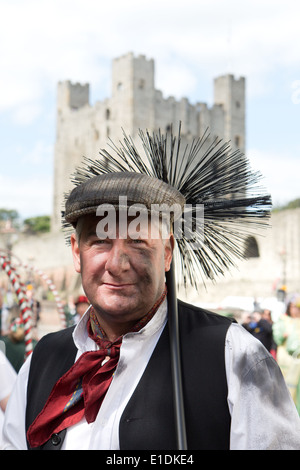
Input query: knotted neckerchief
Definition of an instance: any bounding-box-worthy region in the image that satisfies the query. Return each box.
[27,286,167,448]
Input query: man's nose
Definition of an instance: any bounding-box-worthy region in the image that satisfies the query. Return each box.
[105,242,131,275]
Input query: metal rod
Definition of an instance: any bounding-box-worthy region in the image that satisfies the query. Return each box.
[166,261,188,450]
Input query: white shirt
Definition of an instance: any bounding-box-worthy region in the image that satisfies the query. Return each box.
[0,349,17,448]
[0,350,17,403]
[2,300,300,450]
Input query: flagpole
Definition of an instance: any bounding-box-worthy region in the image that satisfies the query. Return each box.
[166,261,187,450]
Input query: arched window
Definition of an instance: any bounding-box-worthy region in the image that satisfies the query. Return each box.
[235,135,241,147]
[244,236,260,258]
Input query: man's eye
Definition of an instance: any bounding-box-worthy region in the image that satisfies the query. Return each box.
[95,239,109,244]
[131,239,145,244]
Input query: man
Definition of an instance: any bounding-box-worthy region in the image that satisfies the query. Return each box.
[73,295,90,324]
[242,309,274,352]
[2,129,300,450]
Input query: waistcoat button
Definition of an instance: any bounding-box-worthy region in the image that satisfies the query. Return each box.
[51,433,61,446]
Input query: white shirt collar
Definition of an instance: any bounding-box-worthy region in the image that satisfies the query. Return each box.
[72,299,168,353]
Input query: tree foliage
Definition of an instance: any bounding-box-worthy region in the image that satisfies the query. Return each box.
[273,198,300,212]
[23,215,51,233]
[0,208,19,222]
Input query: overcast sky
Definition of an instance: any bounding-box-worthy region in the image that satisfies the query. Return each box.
[1,0,299,219]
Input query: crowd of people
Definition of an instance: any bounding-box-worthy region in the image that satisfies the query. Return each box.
[0,287,89,371]
[0,286,39,373]
[238,294,300,414]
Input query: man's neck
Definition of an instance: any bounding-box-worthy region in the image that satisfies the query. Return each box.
[95,317,140,342]
[90,286,167,342]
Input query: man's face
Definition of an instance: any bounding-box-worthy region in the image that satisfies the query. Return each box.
[290,302,300,318]
[252,311,262,323]
[71,214,173,329]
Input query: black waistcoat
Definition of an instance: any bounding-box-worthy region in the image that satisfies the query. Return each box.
[26,300,232,450]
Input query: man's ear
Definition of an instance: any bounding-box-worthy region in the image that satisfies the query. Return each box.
[70,233,81,273]
[164,234,175,272]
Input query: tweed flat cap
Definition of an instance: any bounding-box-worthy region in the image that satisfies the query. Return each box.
[64,171,186,226]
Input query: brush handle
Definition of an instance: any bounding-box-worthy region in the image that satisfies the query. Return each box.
[166,262,188,450]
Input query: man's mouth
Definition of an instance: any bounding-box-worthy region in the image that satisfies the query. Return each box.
[102,282,134,289]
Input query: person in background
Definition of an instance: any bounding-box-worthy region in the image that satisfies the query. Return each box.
[273,295,300,378]
[26,284,41,328]
[242,309,273,352]
[0,318,37,373]
[262,308,277,359]
[0,349,17,447]
[73,296,90,324]
[273,296,300,413]
[0,290,10,335]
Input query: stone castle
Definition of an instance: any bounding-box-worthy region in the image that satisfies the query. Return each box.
[52,52,245,231]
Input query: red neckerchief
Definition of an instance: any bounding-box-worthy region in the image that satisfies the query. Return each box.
[27,286,167,448]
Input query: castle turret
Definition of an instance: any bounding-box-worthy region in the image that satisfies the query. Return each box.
[214,75,245,152]
[110,53,155,133]
[52,81,90,231]
[57,81,89,113]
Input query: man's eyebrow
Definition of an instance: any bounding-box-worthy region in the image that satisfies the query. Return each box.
[84,229,98,239]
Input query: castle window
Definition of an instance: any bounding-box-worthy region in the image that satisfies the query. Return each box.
[235,135,241,147]
[117,82,123,91]
[244,236,259,258]
[106,109,110,120]
[236,101,241,108]
[139,79,145,89]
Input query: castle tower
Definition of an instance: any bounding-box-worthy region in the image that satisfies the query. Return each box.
[110,53,155,133]
[53,81,91,231]
[57,80,90,113]
[213,75,245,153]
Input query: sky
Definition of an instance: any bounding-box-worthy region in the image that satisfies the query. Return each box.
[1,0,300,220]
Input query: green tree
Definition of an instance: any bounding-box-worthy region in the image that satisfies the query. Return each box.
[0,209,19,224]
[285,198,300,209]
[273,198,300,212]
[23,215,51,233]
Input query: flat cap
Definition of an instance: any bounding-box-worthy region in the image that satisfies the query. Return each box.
[64,171,186,226]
